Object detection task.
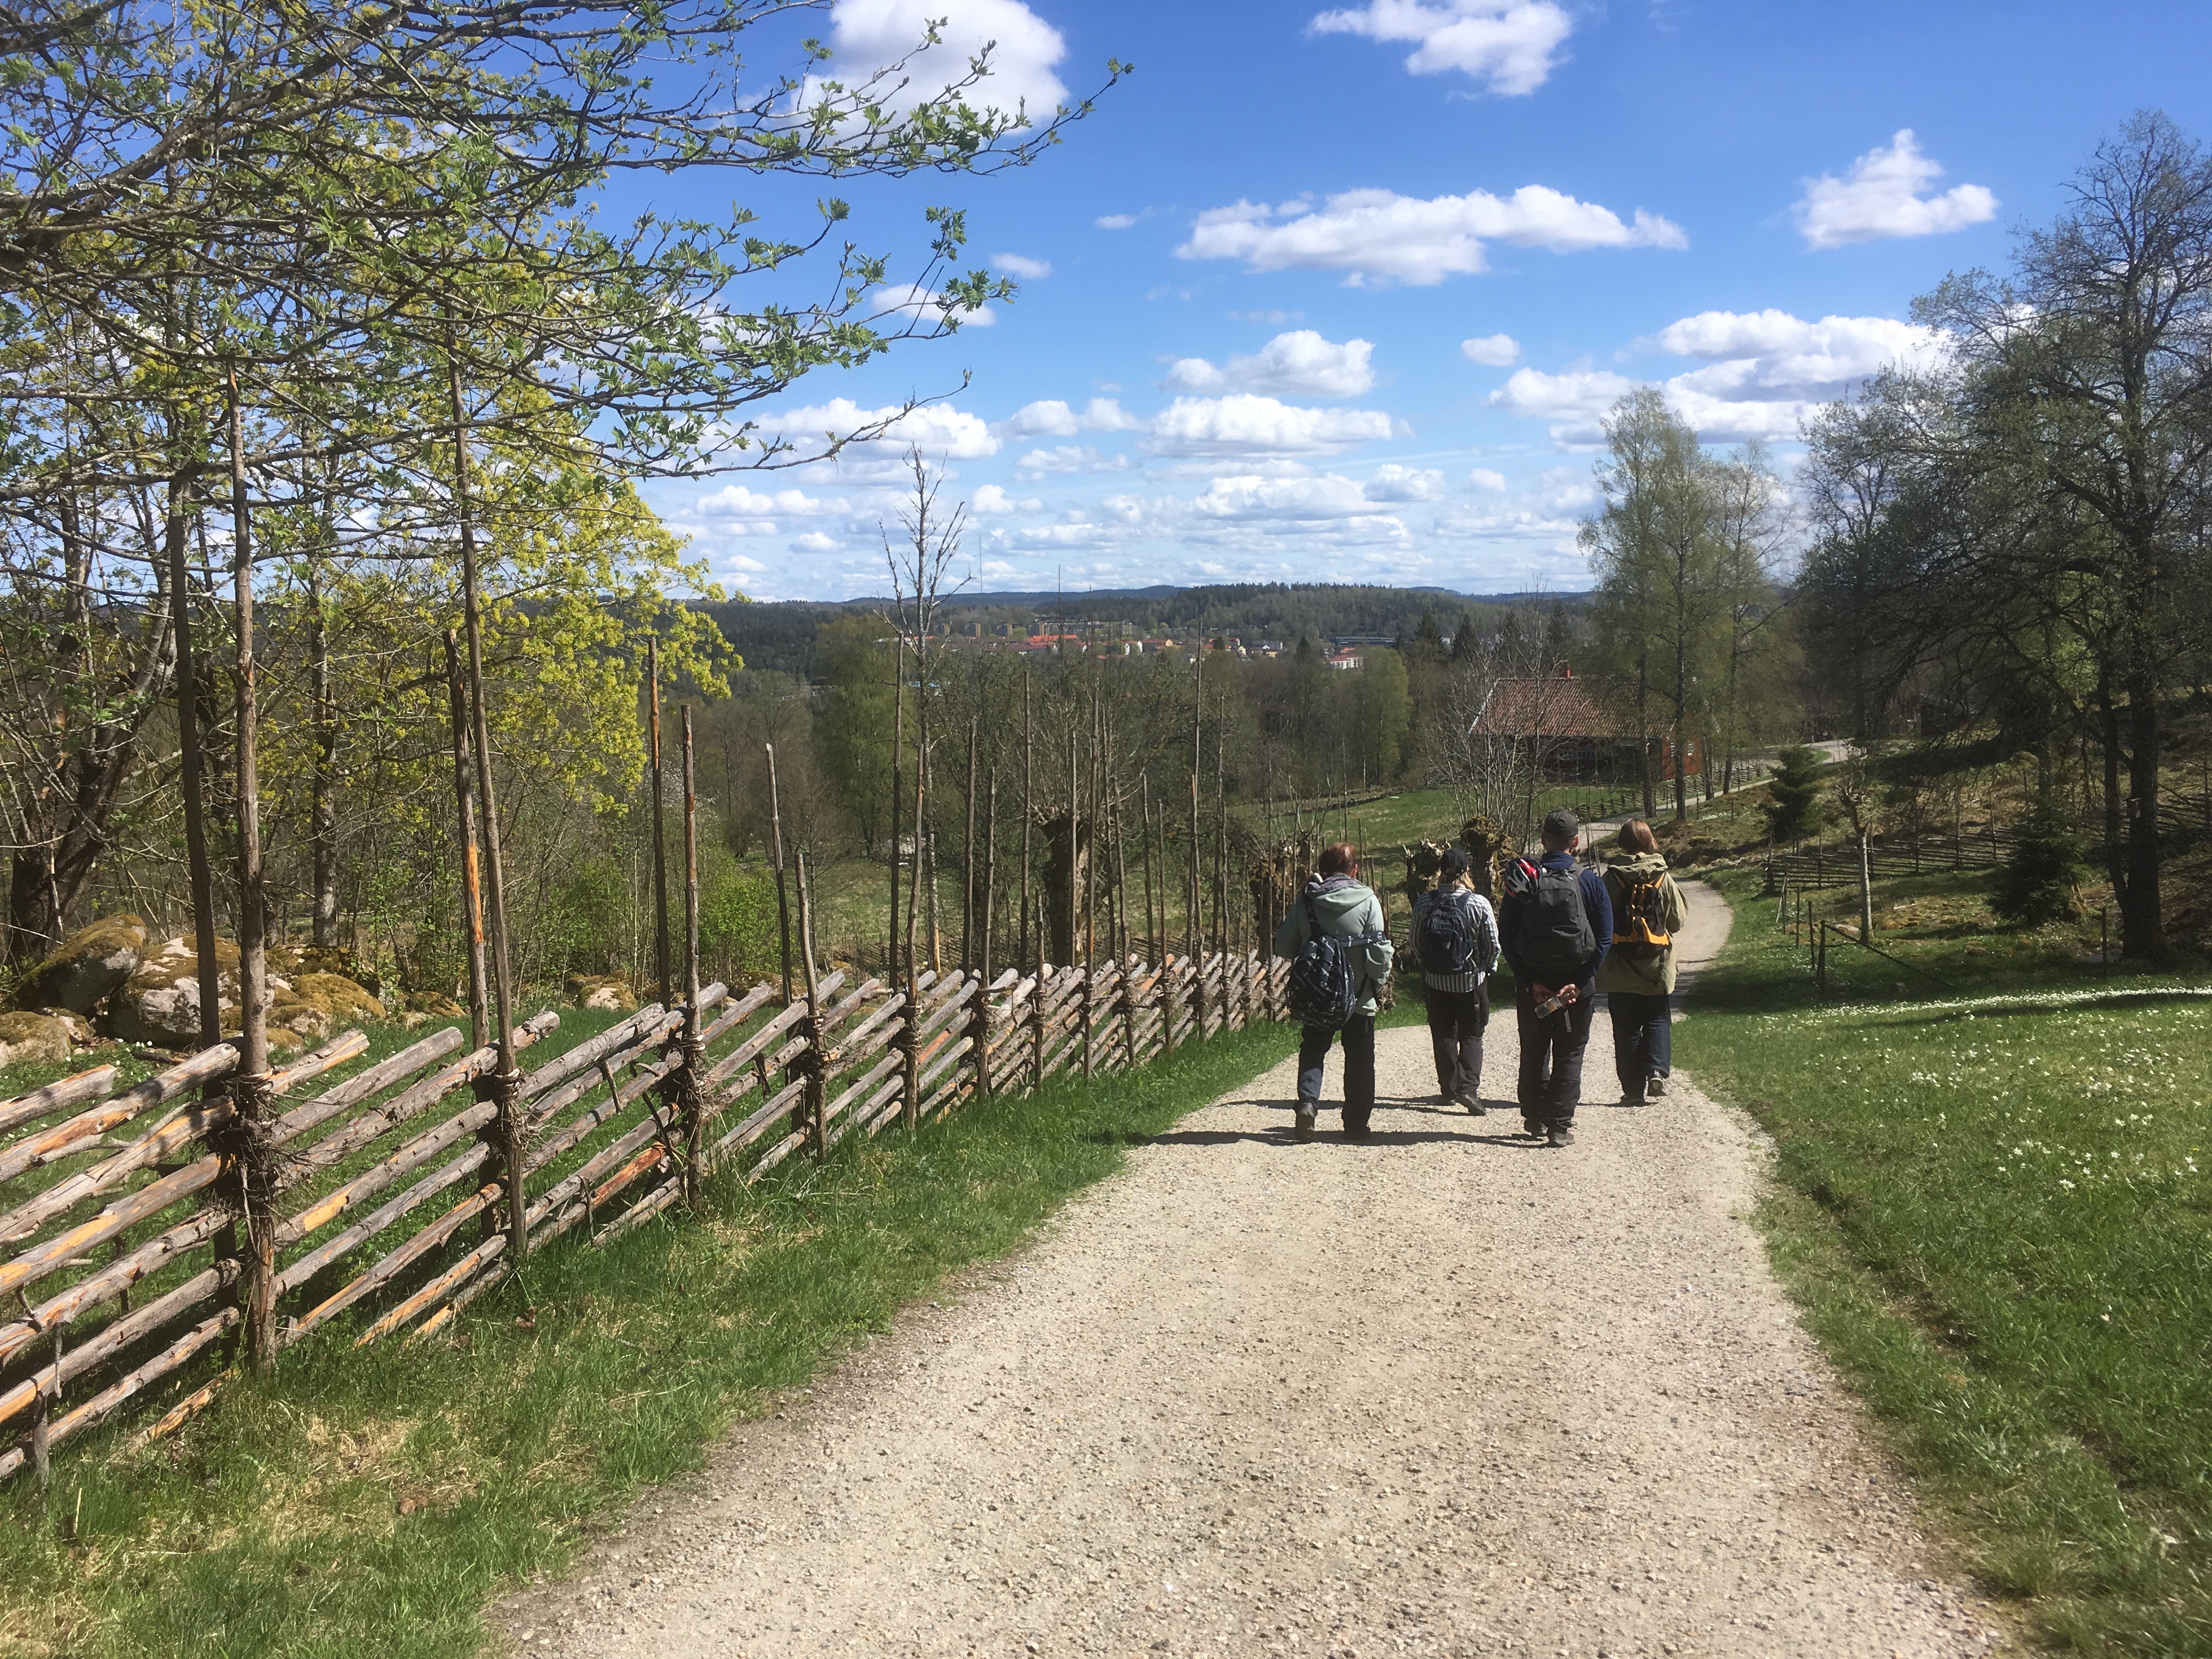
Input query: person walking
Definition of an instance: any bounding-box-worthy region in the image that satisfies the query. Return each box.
[1273,843,1394,1143]
[1411,847,1499,1115]
[1596,819,1689,1107]
[1498,807,1611,1148]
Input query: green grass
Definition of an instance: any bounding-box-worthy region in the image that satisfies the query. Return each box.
[1680,865,2212,1653]
[0,1017,1299,1659]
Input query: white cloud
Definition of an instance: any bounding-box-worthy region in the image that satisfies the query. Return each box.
[1460,332,1520,366]
[790,531,840,553]
[1228,308,1305,325]
[991,252,1052,279]
[1364,463,1446,502]
[1793,130,1997,250]
[1310,1,1573,96]
[998,399,1079,437]
[809,0,1066,119]
[770,397,1001,460]
[871,281,995,328]
[1143,394,1396,458]
[694,484,839,518]
[1079,397,1143,432]
[1161,330,1376,398]
[1489,308,1952,445]
[1014,444,1136,476]
[1095,213,1139,230]
[1178,186,1685,286]
[1469,467,1508,491]
[970,484,1043,514]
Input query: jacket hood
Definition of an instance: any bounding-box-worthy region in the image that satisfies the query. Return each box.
[1610,850,1671,877]
[1300,876,1376,923]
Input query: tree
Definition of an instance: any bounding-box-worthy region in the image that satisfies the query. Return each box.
[1762,746,1827,844]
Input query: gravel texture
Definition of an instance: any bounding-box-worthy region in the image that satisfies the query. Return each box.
[498,882,2001,1659]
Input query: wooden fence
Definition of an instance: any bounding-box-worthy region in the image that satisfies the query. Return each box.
[0,938,1292,1485]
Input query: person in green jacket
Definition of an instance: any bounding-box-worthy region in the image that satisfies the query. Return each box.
[1595,819,1689,1107]
[1271,843,1395,1142]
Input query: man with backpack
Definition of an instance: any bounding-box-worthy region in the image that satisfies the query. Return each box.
[1411,847,1500,1114]
[1596,819,1689,1106]
[1498,808,1612,1147]
[1272,843,1395,1143]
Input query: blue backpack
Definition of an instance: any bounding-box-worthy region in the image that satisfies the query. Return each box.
[1286,893,1381,1029]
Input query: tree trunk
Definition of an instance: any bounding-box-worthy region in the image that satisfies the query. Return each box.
[2122,670,2162,957]
[307,547,338,949]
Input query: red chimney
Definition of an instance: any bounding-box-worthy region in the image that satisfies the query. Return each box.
[1556,662,1574,679]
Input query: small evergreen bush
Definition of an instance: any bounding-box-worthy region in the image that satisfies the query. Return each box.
[1761,745,1827,843]
[1992,804,2092,928]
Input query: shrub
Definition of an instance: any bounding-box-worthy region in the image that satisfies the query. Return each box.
[1761,745,1827,843]
[1991,804,2092,928]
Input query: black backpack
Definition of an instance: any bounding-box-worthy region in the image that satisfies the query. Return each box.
[1415,888,1479,978]
[1286,893,1380,1030]
[1513,861,1594,983]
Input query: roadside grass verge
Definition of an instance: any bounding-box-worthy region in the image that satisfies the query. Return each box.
[1681,865,2212,1653]
[0,1018,1298,1658]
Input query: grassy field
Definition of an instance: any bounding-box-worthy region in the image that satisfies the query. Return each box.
[1680,862,2212,1653]
[0,1013,1302,1659]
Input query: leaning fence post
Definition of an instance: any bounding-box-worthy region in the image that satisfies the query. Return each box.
[679,707,707,1195]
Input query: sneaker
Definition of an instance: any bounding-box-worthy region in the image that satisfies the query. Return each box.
[1620,1091,1641,1109]
[1294,1106,1317,1144]
[1547,1126,1576,1148]
[1521,1116,1544,1139]
[1458,1096,1487,1117]
[1645,1075,1668,1100]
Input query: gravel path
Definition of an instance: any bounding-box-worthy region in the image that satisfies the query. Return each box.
[499,883,2000,1659]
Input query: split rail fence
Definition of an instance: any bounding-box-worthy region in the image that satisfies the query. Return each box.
[0,921,1291,1487]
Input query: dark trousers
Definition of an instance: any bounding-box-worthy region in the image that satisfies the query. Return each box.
[1298,1014,1376,1122]
[1515,980,1596,1127]
[1607,990,1673,1096]
[1424,984,1489,1102]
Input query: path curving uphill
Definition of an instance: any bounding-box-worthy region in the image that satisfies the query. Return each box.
[501,883,1997,1659]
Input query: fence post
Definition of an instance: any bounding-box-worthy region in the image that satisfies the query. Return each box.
[678,708,707,1196]
[1816,921,1829,994]
[794,850,828,1159]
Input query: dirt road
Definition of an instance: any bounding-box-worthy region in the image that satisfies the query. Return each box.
[499,883,1997,1659]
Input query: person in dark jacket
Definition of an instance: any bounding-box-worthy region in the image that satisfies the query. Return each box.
[1410,848,1499,1114]
[1498,807,1612,1147]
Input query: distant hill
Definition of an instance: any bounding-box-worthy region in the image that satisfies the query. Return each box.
[693,580,1590,680]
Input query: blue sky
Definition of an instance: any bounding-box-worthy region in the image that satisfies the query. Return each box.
[637,0,2212,601]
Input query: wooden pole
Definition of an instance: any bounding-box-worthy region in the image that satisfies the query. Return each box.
[447,341,524,1266]
[1188,768,1204,1037]
[1141,776,1159,971]
[680,707,705,1194]
[964,715,979,973]
[648,639,670,1007]
[161,464,222,1048]
[765,744,794,1006]
[225,363,276,1372]
[794,850,828,1158]
[1019,669,1033,975]
[889,637,904,986]
[1072,725,1091,1080]
[1114,786,1136,1069]
[979,766,999,1097]
[444,631,489,1051]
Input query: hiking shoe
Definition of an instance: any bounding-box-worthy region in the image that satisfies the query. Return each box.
[1293,1106,1317,1144]
[1646,1075,1668,1101]
[1547,1126,1576,1148]
[1521,1116,1544,1139]
[1459,1095,1487,1117]
[1343,1112,1373,1139]
[1620,1091,1641,1109]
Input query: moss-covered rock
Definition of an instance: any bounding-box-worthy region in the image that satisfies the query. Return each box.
[0,1010,75,1067]
[9,913,149,1014]
[562,973,637,1012]
[102,935,238,1047]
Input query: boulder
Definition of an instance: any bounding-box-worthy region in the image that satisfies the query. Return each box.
[10,914,149,1015]
[404,990,467,1019]
[269,972,385,1046]
[563,973,637,1012]
[0,1011,75,1069]
[101,935,239,1048]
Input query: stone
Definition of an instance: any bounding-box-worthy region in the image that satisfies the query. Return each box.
[563,974,638,1012]
[0,1011,74,1069]
[101,935,239,1048]
[9,914,149,1015]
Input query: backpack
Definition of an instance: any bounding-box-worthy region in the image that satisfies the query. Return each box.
[1415,888,1480,978]
[1286,892,1380,1030]
[1512,860,1595,984]
[1612,870,1674,961]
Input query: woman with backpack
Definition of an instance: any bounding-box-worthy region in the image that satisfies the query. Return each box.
[1411,848,1500,1114]
[1596,818,1689,1107]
